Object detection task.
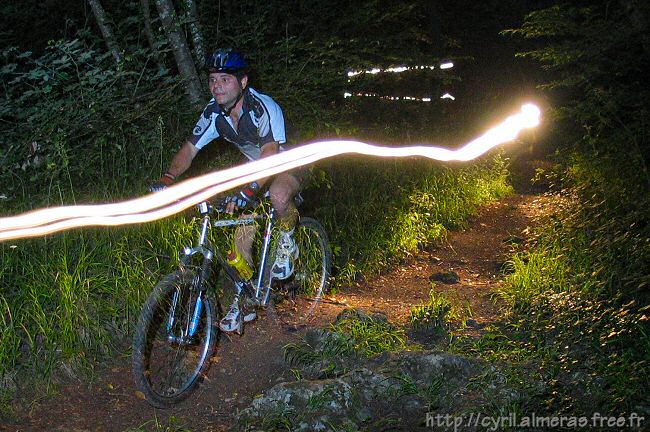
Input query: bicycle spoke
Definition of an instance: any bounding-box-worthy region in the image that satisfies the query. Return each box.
[132,270,217,407]
[272,218,332,326]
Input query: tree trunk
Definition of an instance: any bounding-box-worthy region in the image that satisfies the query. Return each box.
[154,0,204,105]
[184,0,206,66]
[87,0,122,67]
[140,0,166,70]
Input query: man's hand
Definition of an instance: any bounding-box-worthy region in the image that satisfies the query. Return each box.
[149,173,175,193]
[224,182,260,213]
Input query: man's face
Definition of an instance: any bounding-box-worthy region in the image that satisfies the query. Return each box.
[208,72,247,110]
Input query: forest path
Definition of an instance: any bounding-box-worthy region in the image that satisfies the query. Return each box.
[5,189,546,432]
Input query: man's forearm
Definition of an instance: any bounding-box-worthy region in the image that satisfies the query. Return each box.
[167,141,199,177]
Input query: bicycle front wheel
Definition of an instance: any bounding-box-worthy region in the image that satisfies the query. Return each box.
[132,269,217,408]
[274,217,332,326]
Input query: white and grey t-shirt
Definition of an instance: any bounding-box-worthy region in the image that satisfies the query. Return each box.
[189,87,288,161]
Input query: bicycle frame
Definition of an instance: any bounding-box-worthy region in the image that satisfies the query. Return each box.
[181,201,278,311]
[133,192,330,407]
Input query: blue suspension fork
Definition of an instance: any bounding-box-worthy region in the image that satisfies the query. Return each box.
[169,212,215,340]
[187,214,214,337]
[188,256,213,337]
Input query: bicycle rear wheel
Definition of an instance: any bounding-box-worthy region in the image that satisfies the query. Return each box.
[273,217,332,326]
[132,269,217,408]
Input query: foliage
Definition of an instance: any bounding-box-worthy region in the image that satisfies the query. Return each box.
[200,0,450,138]
[331,309,407,357]
[0,39,188,208]
[495,182,650,414]
[476,0,650,416]
[313,154,513,284]
[0,217,196,388]
[125,414,193,432]
[409,286,473,331]
[284,309,407,377]
[503,1,650,173]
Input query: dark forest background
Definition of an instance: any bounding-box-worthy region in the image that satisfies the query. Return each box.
[1,0,649,425]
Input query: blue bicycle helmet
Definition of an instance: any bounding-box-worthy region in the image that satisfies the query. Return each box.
[205,48,248,75]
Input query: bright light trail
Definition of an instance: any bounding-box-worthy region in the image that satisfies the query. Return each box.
[346,61,454,78]
[0,104,541,241]
[344,92,434,102]
[347,64,437,78]
[440,93,456,100]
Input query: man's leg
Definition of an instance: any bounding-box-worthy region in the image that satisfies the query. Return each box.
[234,216,257,268]
[222,218,258,333]
[269,172,301,230]
[222,172,303,331]
[269,173,301,279]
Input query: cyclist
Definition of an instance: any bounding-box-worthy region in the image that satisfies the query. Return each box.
[150,48,307,333]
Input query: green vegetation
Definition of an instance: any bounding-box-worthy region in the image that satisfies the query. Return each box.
[456,1,650,418]
[284,309,410,378]
[319,156,512,283]
[409,285,473,332]
[330,309,407,357]
[125,415,193,432]
[0,40,511,417]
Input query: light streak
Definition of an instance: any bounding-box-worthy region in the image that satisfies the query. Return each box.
[347,64,438,79]
[440,93,456,100]
[343,92,434,103]
[0,104,541,241]
[346,61,454,78]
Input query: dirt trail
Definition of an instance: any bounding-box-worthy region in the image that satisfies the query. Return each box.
[3,192,545,432]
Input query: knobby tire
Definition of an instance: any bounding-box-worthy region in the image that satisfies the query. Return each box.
[271,217,332,327]
[132,270,217,408]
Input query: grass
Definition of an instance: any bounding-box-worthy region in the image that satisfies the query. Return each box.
[331,310,407,357]
[409,286,473,332]
[0,218,196,390]
[124,415,193,432]
[1,151,512,415]
[312,154,513,284]
[284,309,408,375]
[457,156,650,417]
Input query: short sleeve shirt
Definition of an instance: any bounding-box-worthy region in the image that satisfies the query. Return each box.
[188,87,288,161]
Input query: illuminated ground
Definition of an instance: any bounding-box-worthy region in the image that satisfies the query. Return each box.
[4,181,548,431]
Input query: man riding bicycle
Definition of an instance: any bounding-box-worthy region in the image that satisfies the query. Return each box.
[150,48,306,333]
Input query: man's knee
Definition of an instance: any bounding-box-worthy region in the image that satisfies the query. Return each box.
[270,186,292,213]
[269,174,299,212]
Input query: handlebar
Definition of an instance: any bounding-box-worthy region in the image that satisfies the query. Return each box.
[197,191,301,215]
[200,191,270,215]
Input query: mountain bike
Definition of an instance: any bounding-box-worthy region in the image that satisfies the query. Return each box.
[131,193,332,408]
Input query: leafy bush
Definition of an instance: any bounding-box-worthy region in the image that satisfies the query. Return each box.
[0,39,189,208]
[487,0,650,415]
